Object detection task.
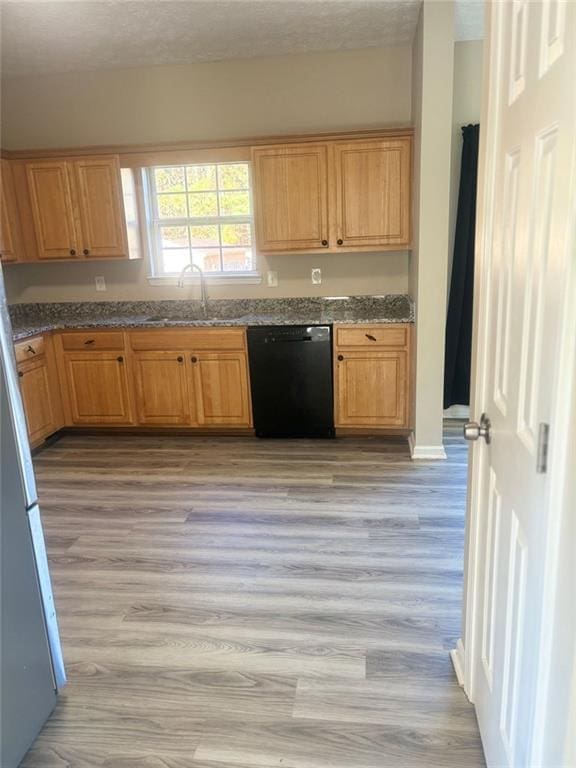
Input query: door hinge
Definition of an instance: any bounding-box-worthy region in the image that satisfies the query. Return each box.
[536,423,550,474]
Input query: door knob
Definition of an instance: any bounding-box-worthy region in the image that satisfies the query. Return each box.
[463,413,491,444]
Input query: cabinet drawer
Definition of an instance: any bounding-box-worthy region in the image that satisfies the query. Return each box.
[129,328,246,351]
[335,325,408,349]
[15,335,45,363]
[60,331,125,351]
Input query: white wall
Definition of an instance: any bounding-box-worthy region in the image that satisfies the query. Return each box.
[1,47,412,150]
[3,250,409,303]
[409,0,455,456]
[1,46,412,304]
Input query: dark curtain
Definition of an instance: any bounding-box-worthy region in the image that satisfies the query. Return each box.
[444,123,480,409]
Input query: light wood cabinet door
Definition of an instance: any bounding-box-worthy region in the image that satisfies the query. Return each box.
[252,143,329,252]
[335,350,408,428]
[72,157,128,258]
[333,138,411,248]
[133,351,193,425]
[62,352,133,425]
[0,160,23,263]
[18,359,58,444]
[191,352,252,426]
[25,160,79,260]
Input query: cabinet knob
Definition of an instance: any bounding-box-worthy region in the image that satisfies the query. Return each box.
[191,356,198,363]
[177,356,183,363]
[70,249,76,256]
[27,345,36,354]
[18,370,24,378]
[84,339,95,345]
[83,249,90,256]
[321,239,328,247]
[365,333,377,342]
[337,354,344,361]
[117,356,124,363]
[337,239,343,246]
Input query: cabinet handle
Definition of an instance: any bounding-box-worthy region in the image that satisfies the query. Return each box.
[70,249,76,256]
[18,370,23,378]
[117,356,124,363]
[191,356,198,363]
[177,356,183,363]
[27,345,36,354]
[321,239,328,247]
[365,333,377,342]
[337,354,344,361]
[337,239,343,246]
[83,249,90,256]
[84,339,95,345]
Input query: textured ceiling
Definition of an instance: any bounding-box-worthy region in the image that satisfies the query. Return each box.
[0,0,484,79]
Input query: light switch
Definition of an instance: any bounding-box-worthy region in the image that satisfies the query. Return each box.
[311,268,322,285]
[95,276,106,292]
[267,270,278,287]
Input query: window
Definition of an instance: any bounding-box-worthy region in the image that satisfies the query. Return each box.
[145,162,256,278]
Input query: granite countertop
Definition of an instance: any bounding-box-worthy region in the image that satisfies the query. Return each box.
[9,295,414,342]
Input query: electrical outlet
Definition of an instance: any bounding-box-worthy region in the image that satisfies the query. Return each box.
[267,270,278,287]
[95,276,106,292]
[311,268,322,285]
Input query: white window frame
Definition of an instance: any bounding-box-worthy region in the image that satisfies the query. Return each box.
[143,162,261,285]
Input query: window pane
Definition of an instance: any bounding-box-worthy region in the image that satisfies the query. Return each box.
[222,247,254,272]
[219,190,250,216]
[155,167,185,193]
[218,163,249,190]
[190,224,220,248]
[220,223,251,247]
[160,226,189,248]
[186,165,216,192]
[158,193,187,218]
[162,249,191,273]
[189,192,218,217]
[191,247,222,272]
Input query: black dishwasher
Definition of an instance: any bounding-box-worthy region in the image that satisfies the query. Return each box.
[247,326,334,438]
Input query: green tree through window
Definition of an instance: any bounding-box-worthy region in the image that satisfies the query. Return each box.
[147,162,255,276]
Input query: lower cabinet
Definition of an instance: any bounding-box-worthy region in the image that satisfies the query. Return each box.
[16,324,411,438]
[335,350,408,427]
[334,324,411,429]
[61,351,134,424]
[132,351,192,425]
[16,334,63,446]
[18,358,59,444]
[192,352,252,426]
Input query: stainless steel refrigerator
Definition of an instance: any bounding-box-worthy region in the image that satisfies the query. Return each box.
[0,268,65,767]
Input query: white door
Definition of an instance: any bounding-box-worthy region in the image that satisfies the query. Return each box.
[465,2,576,767]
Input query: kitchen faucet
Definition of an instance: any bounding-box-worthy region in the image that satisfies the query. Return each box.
[178,262,209,317]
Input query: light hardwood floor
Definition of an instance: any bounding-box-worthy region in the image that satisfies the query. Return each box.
[22,423,485,767]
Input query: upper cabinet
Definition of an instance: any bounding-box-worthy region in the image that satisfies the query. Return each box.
[252,143,329,252]
[251,133,412,255]
[0,159,24,263]
[26,160,78,260]
[71,158,129,258]
[4,130,410,264]
[333,138,411,249]
[24,155,131,261]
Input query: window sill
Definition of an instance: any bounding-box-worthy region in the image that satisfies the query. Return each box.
[147,273,262,287]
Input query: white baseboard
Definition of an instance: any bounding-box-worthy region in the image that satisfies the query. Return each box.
[409,433,447,460]
[450,639,469,698]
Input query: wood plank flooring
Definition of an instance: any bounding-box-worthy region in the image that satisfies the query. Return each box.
[21,423,485,767]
